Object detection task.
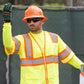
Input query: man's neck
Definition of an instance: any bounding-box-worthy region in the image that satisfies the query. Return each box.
[30,30,43,34]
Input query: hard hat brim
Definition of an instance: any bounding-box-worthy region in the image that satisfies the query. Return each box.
[22,16,48,22]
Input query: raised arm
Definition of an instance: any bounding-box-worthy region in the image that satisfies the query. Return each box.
[2,3,13,54]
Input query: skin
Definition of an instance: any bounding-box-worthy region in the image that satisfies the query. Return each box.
[27,18,44,34]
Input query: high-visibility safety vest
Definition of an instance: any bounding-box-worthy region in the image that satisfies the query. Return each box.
[5,31,74,84]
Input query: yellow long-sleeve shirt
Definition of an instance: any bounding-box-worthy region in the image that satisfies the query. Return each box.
[3,22,83,84]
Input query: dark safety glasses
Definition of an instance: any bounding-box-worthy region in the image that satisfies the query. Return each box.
[27,18,43,23]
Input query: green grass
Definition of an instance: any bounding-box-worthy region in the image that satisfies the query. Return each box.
[0,3,66,10]
[0,7,3,10]
[43,3,65,10]
[44,3,65,6]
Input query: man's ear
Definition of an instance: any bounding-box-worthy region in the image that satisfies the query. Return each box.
[42,21,44,25]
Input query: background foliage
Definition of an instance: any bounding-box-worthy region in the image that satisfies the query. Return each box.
[0,0,84,6]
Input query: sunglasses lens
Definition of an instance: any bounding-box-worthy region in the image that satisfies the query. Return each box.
[33,19,41,22]
[27,19,31,23]
[27,18,42,23]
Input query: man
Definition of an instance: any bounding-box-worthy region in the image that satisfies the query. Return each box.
[2,3,83,84]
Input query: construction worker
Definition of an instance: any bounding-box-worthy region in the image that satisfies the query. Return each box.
[2,3,84,84]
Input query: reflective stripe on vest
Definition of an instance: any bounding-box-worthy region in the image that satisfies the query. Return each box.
[21,32,58,66]
[21,57,58,66]
[49,32,57,43]
[59,46,71,60]
[23,34,32,58]
[12,37,20,54]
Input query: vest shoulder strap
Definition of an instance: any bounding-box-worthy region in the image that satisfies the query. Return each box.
[22,34,32,58]
[12,37,20,54]
[49,32,58,43]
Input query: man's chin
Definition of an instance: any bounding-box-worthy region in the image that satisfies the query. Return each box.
[30,29,37,32]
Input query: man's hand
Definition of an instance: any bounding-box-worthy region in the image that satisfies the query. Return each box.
[3,3,12,22]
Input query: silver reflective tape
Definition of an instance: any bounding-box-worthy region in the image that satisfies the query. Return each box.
[46,57,58,62]
[12,37,20,53]
[21,58,44,65]
[50,32,57,43]
[81,64,84,72]
[59,47,71,59]
[23,34,32,58]
[21,56,58,65]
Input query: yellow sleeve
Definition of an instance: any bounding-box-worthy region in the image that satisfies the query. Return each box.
[68,55,83,70]
[3,23,12,48]
[57,35,83,70]
[3,23,15,55]
[57,35,74,63]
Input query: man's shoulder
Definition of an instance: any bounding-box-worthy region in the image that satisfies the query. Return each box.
[45,31,58,36]
[14,33,29,37]
[13,33,28,40]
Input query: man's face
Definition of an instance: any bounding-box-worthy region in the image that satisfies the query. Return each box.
[27,18,43,33]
